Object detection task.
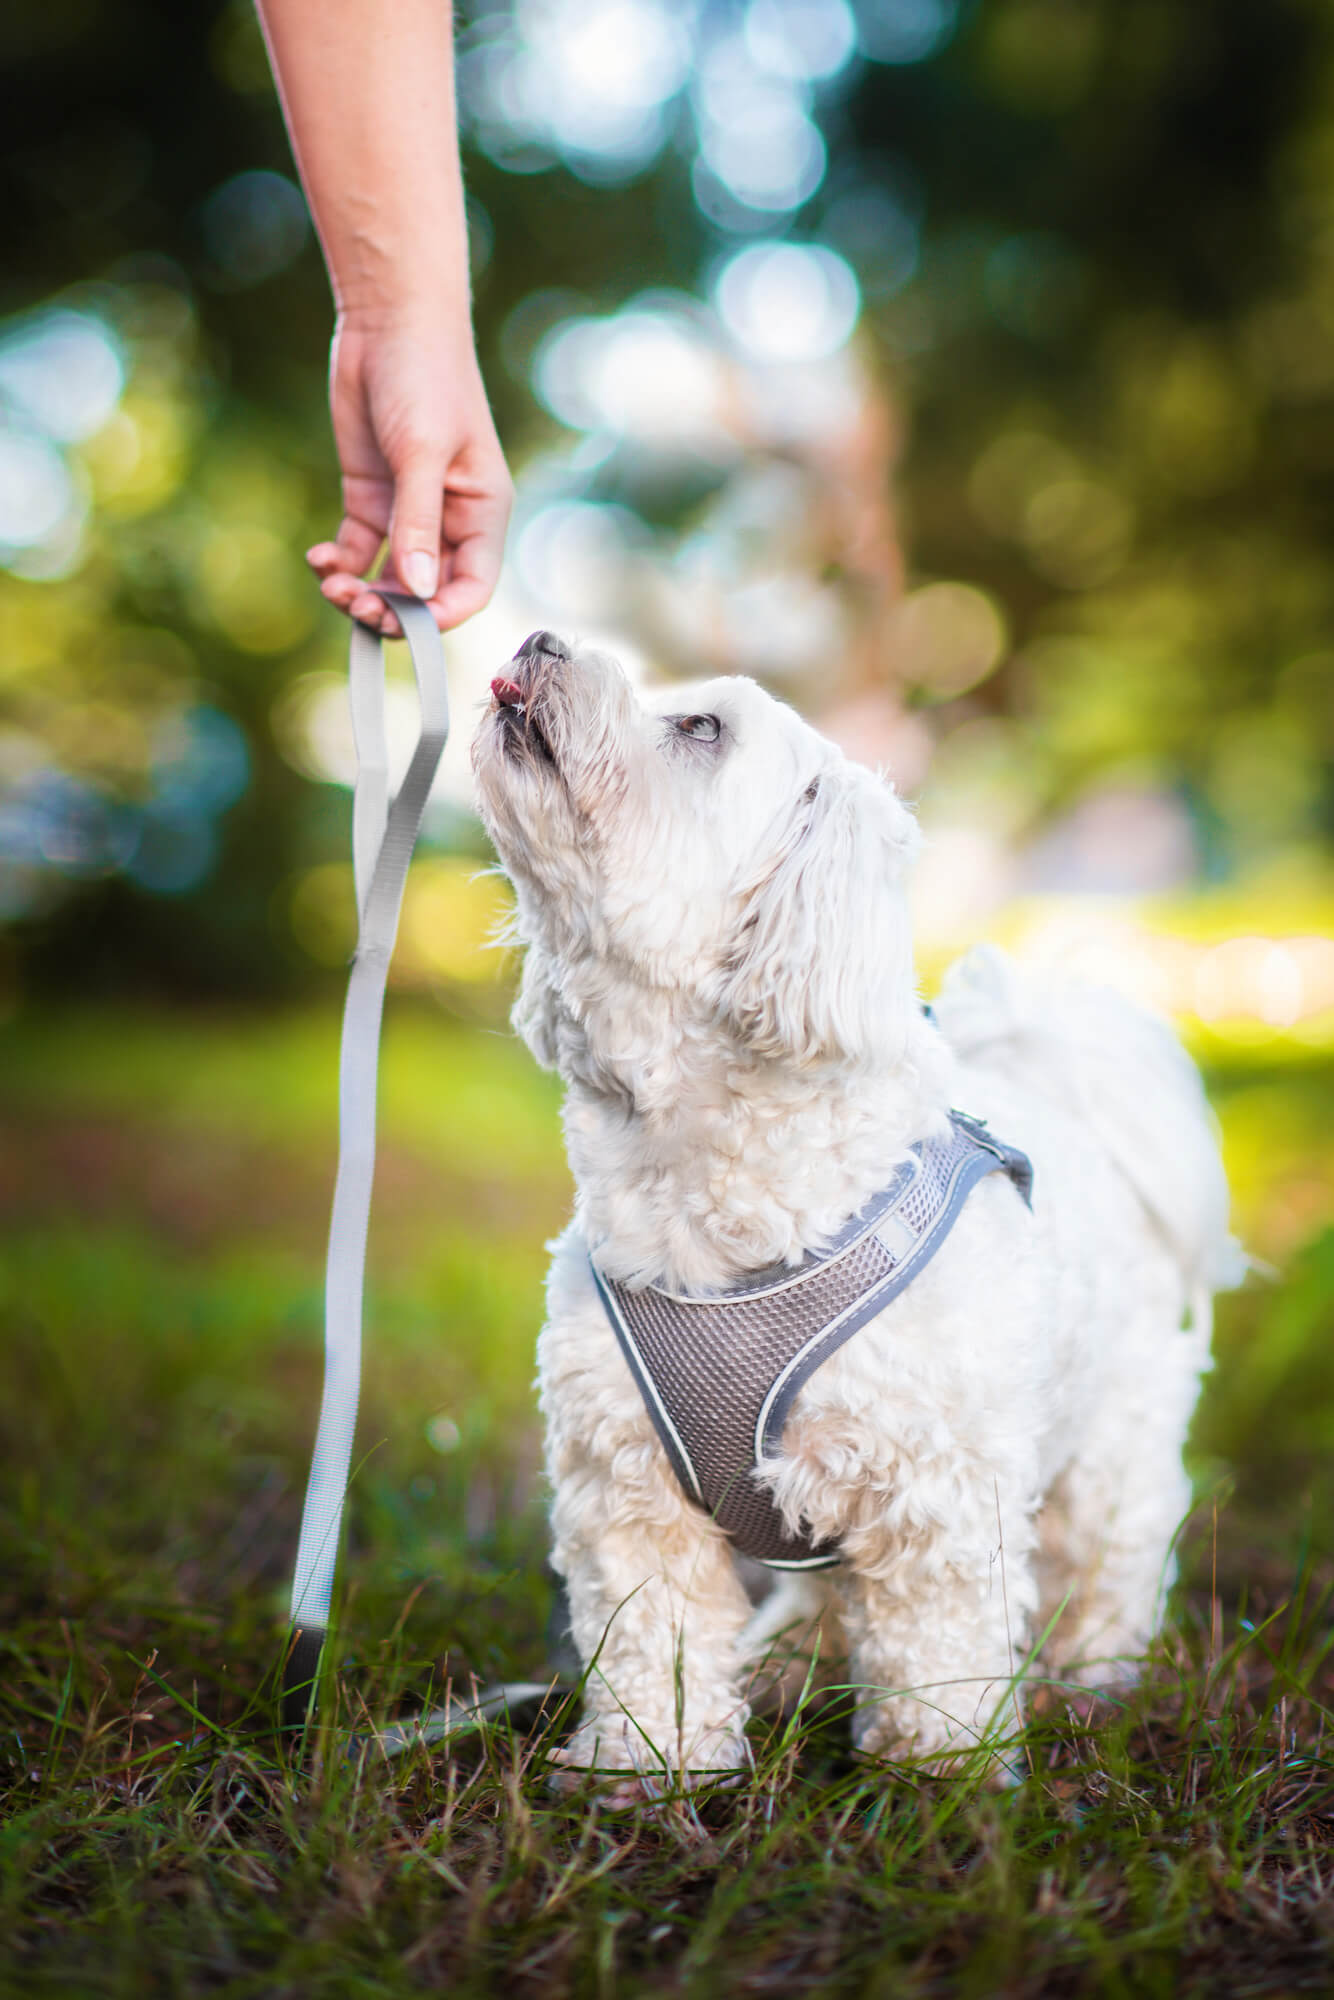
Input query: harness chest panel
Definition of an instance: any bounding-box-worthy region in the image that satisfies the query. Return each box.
[590,1113,1033,1569]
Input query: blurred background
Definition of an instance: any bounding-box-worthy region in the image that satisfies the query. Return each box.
[2,0,1331,1684]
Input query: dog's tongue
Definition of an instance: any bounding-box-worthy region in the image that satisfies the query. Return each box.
[491,676,525,708]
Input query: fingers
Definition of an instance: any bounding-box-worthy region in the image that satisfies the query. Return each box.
[431,545,501,632]
[445,477,511,624]
[307,554,400,636]
[388,449,450,606]
[316,507,383,583]
[308,452,513,638]
[307,512,401,633]
[426,469,513,631]
[307,546,436,638]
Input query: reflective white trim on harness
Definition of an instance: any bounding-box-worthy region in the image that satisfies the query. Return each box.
[287,586,449,1676]
[751,1126,1004,1464]
[642,1153,923,1305]
[592,1114,1034,1571]
[589,1263,706,1507]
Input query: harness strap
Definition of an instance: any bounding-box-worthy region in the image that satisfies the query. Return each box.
[592,1114,1034,1570]
[285,585,449,1725]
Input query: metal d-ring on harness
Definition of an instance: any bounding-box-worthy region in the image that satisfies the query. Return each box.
[284,582,449,1728]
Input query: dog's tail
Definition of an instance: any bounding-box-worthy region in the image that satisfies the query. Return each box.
[933,944,1247,1308]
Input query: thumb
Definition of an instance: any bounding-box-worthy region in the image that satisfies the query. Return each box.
[388,447,447,600]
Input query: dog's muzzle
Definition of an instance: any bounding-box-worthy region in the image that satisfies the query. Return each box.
[489,631,570,769]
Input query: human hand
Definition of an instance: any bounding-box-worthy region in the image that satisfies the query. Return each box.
[307,312,513,638]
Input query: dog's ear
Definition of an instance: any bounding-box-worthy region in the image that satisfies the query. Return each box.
[719,764,920,1070]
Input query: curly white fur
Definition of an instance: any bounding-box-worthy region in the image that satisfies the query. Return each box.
[470,633,1239,1784]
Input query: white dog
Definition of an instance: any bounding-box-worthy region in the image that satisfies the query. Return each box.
[471,629,1240,1785]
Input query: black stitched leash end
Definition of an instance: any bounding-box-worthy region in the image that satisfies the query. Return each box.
[282,1624,326,1736]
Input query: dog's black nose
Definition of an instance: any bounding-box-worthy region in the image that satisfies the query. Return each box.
[516,629,569,662]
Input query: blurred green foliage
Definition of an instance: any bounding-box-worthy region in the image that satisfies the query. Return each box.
[1,1007,1330,1619]
[0,0,1329,1001]
[5,1000,1333,2000]
[1,21,1330,1973]
[1,4,1328,1565]
[0,1007,568,1685]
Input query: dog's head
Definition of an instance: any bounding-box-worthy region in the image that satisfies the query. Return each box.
[471,632,920,1077]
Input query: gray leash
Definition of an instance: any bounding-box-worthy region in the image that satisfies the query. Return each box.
[284,582,449,1727]
[281,591,571,1753]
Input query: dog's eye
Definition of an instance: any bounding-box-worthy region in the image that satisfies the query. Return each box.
[672,713,721,742]
[803,778,820,803]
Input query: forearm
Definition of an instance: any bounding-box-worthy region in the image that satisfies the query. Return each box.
[257,0,508,627]
[255,0,469,323]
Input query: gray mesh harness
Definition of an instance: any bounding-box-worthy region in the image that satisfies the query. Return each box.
[590,1112,1033,1570]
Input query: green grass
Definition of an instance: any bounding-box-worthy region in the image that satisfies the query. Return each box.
[2,1004,1333,1997]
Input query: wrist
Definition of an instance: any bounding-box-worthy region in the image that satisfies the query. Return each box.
[334,294,480,358]
[334,291,476,342]
[327,206,473,328]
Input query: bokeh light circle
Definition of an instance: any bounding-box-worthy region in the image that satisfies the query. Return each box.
[714,242,860,361]
[535,306,722,437]
[744,0,858,83]
[0,433,77,548]
[0,310,125,443]
[698,79,827,212]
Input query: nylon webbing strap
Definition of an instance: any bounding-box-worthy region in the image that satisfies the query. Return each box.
[285,584,449,1727]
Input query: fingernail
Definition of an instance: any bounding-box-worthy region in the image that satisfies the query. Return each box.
[402,552,437,598]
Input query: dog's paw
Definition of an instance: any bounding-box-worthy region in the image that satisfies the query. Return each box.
[859,1736,1023,1789]
[550,1717,748,1802]
[854,1700,1025,1787]
[1045,1643,1146,1716]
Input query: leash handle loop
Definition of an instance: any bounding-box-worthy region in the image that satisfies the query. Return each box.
[286,587,450,1714]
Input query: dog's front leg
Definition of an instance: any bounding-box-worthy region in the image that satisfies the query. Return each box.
[551,1492,754,1790]
[832,1474,1039,1782]
[540,1251,753,1790]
